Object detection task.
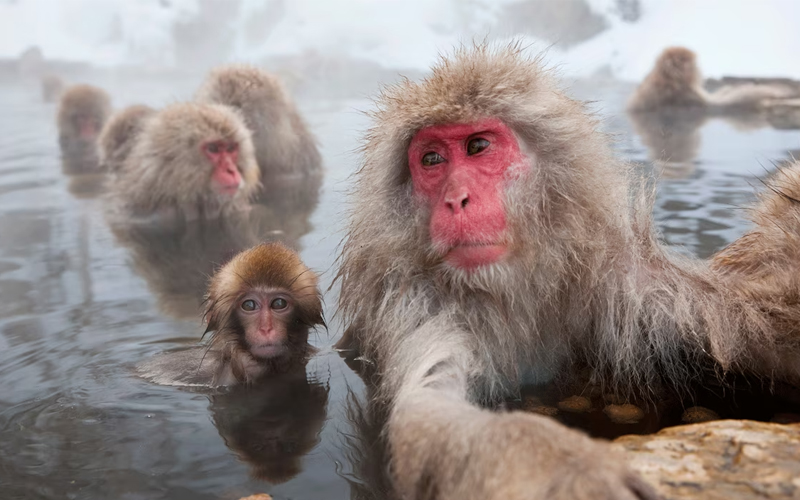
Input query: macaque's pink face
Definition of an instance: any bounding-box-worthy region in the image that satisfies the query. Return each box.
[75,114,100,139]
[408,119,527,271]
[236,288,295,359]
[203,140,242,196]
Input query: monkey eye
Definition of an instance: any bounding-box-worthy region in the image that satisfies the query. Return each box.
[206,142,221,154]
[226,142,238,153]
[467,138,490,156]
[270,297,288,310]
[241,299,258,311]
[421,152,445,167]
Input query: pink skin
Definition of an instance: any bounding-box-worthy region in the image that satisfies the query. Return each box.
[202,140,242,196]
[77,116,98,139]
[236,289,295,359]
[408,118,527,270]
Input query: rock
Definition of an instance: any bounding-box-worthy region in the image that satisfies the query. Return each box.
[522,396,559,417]
[557,395,592,413]
[766,98,800,130]
[681,406,719,424]
[771,413,800,424]
[615,420,800,499]
[604,403,645,424]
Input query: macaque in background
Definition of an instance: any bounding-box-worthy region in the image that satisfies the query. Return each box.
[109,171,320,319]
[98,104,155,173]
[41,74,64,102]
[335,44,800,499]
[109,103,259,221]
[57,84,111,174]
[628,46,800,112]
[195,65,322,186]
[138,243,324,387]
[209,366,329,483]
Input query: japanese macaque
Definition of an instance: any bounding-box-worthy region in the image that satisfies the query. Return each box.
[628,46,799,112]
[209,366,329,482]
[195,65,322,184]
[335,45,800,499]
[98,104,155,173]
[57,84,112,173]
[138,243,324,387]
[41,74,64,102]
[109,103,259,220]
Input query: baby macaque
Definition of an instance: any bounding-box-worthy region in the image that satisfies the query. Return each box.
[98,104,155,173]
[195,65,322,183]
[138,243,324,387]
[629,46,799,112]
[41,74,65,102]
[110,102,259,220]
[57,84,112,172]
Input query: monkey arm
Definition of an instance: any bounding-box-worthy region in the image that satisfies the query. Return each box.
[382,317,657,500]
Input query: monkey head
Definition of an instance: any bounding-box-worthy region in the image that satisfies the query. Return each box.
[58,84,111,141]
[204,243,324,382]
[654,47,702,93]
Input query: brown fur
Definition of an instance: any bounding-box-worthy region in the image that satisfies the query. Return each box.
[56,84,112,172]
[109,102,259,219]
[336,44,800,499]
[628,47,797,112]
[98,104,155,173]
[195,65,322,182]
[41,74,64,102]
[204,243,324,384]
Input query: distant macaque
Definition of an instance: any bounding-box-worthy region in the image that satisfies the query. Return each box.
[109,103,259,220]
[335,45,800,499]
[41,74,65,102]
[628,46,799,112]
[98,104,155,173]
[138,243,324,387]
[57,84,112,173]
[195,65,322,184]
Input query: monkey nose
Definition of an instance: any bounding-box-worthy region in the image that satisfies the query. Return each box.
[444,191,470,214]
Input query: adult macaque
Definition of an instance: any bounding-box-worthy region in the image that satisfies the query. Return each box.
[628,46,799,112]
[335,45,800,499]
[57,84,111,173]
[41,74,64,102]
[138,243,324,387]
[195,65,322,183]
[98,104,155,173]
[110,103,259,220]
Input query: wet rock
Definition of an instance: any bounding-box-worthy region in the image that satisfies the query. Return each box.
[604,403,645,424]
[681,406,719,424]
[615,420,800,499]
[771,412,800,424]
[522,397,559,417]
[766,98,800,130]
[557,395,591,413]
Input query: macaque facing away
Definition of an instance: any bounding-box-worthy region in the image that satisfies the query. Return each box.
[57,84,112,173]
[195,65,322,183]
[98,104,155,173]
[138,243,324,387]
[41,74,64,102]
[628,46,799,112]
[109,103,259,220]
[335,45,800,499]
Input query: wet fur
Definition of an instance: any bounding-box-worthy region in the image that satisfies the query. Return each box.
[98,104,155,173]
[335,44,800,499]
[56,84,111,170]
[109,102,259,218]
[196,65,322,181]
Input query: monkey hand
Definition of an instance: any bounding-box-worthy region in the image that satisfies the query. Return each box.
[389,401,659,500]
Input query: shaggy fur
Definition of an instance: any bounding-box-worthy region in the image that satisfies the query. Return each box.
[204,243,324,385]
[57,83,112,171]
[628,46,797,112]
[110,102,259,219]
[195,65,322,182]
[335,44,800,499]
[98,104,155,173]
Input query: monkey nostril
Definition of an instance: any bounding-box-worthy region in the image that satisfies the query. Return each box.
[461,197,469,209]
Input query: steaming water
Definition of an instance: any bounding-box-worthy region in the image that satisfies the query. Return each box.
[0,73,798,499]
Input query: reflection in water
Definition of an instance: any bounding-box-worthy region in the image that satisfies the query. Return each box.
[109,175,321,319]
[210,366,330,484]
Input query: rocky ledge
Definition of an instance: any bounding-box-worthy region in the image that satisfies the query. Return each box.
[615,420,800,499]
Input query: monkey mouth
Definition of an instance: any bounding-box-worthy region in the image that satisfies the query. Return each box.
[445,242,507,270]
[216,183,241,196]
[249,343,289,359]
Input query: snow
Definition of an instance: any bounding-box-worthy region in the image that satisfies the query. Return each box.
[1,0,799,80]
